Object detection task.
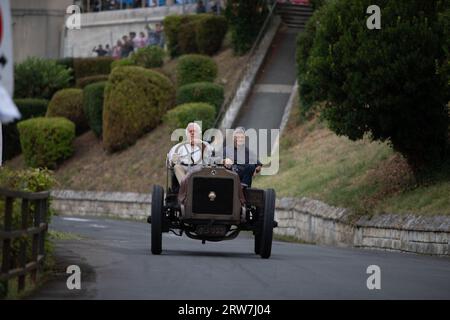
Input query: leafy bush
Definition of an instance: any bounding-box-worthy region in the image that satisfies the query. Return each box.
[55,57,75,86]
[165,103,215,131]
[17,117,75,169]
[196,15,228,55]
[176,54,218,86]
[14,57,72,99]
[178,21,200,54]
[111,58,135,69]
[76,74,109,88]
[46,88,87,134]
[0,167,55,192]
[130,46,165,68]
[83,82,106,137]
[297,0,450,168]
[176,82,224,114]
[164,14,227,57]
[164,15,191,57]
[225,0,268,55]
[73,57,114,80]
[2,99,49,161]
[103,66,175,152]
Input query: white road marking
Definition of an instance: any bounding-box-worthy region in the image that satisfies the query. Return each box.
[254,84,294,94]
[89,224,107,229]
[62,217,92,222]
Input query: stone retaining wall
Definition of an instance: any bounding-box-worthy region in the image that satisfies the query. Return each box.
[275,198,449,256]
[50,190,450,256]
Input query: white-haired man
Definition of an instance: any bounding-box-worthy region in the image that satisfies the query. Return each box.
[168,122,213,183]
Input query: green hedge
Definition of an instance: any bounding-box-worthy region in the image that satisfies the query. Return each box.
[76,74,109,88]
[14,57,72,100]
[103,66,175,152]
[176,82,224,114]
[178,21,200,54]
[164,14,227,57]
[164,15,191,58]
[130,46,165,68]
[176,54,218,86]
[46,88,87,134]
[165,103,215,131]
[55,57,75,86]
[73,57,114,80]
[111,58,135,69]
[83,82,106,137]
[2,99,49,161]
[225,0,268,55]
[17,117,75,169]
[196,15,228,55]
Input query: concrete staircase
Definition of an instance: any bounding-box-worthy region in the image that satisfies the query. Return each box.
[276,2,314,29]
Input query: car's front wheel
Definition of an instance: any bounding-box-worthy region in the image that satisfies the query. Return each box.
[260,189,276,259]
[151,185,164,255]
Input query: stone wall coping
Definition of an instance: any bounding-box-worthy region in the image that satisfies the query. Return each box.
[51,189,151,204]
[276,197,450,233]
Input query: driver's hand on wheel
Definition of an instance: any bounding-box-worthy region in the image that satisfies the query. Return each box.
[224,158,233,169]
[171,153,181,166]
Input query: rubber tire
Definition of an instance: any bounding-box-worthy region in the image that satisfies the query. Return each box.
[260,189,276,259]
[151,185,164,255]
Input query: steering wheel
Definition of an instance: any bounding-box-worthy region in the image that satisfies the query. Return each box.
[170,142,202,166]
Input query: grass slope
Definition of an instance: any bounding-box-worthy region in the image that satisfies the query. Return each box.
[255,101,450,216]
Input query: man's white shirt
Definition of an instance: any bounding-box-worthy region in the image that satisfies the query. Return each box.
[168,141,212,165]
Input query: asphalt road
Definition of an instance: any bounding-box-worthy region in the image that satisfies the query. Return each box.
[30,216,450,299]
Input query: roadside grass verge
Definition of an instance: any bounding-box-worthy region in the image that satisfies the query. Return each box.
[255,98,450,216]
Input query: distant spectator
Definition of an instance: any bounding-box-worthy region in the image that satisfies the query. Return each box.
[112,40,123,59]
[155,23,165,48]
[147,25,159,46]
[105,44,113,56]
[93,44,108,56]
[93,0,102,12]
[121,35,133,57]
[129,32,137,52]
[136,31,148,49]
[196,1,206,14]
[211,1,223,14]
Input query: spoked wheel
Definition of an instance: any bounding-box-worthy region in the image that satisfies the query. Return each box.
[260,189,276,259]
[151,185,164,255]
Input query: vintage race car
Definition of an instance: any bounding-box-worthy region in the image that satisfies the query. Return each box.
[147,153,277,259]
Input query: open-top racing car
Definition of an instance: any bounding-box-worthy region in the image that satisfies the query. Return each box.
[147,151,277,259]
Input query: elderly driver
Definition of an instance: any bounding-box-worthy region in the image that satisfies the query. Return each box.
[168,122,212,183]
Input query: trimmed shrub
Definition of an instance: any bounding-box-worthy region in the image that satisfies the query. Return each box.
[17,117,75,169]
[178,21,200,54]
[164,15,190,58]
[130,46,165,68]
[103,66,175,152]
[111,58,135,69]
[225,0,268,55]
[176,54,218,86]
[76,74,109,88]
[164,14,227,57]
[297,0,450,168]
[165,103,216,131]
[196,15,228,55]
[176,82,224,114]
[46,88,87,134]
[2,99,49,161]
[14,57,72,99]
[83,81,106,137]
[73,57,114,80]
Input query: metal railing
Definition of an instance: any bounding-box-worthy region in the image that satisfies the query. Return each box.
[213,0,279,129]
[0,188,50,298]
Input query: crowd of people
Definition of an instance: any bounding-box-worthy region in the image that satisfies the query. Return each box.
[75,0,223,12]
[92,23,165,58]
